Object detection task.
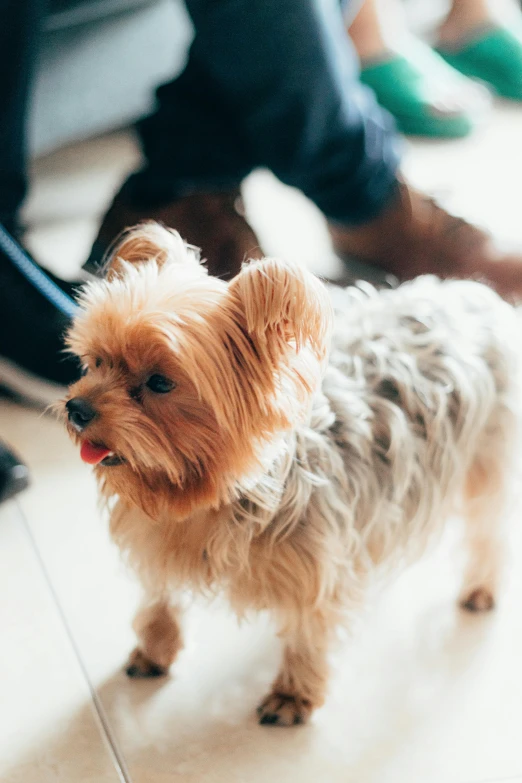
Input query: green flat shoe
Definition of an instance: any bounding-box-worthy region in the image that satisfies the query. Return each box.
[360,52,475,138]
[437,26,522,101]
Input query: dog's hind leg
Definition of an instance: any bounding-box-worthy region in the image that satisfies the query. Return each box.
[126,597,183,678]
[459,423,514,613]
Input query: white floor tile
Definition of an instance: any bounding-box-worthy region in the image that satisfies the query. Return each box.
[0,500,124,783]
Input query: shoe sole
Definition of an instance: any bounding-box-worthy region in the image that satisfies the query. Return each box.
[0,356,67,408]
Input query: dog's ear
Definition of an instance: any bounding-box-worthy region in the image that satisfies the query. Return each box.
[221,258,333,417]
[228,257,332,365]
[104,222,201,280]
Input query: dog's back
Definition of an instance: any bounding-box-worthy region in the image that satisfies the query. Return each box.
[322,277,520,568]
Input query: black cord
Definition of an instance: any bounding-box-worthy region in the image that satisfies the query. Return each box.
[0,224,79,318]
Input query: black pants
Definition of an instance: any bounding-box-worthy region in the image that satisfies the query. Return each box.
[0,0,47,228]
[0,0,400,229]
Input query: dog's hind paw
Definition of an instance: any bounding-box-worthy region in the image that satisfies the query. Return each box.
[125,647,168,678]
[257,692,312,726]
[460,587,495,613]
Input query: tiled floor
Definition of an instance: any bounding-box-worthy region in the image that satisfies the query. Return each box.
[2,100,522,782]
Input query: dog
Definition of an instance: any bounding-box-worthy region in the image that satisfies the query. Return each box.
[64,222,519,726]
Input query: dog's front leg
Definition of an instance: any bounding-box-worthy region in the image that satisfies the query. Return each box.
[257,610,331,726]
[126,596,183,678]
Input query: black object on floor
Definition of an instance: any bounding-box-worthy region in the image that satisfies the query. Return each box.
[0,441,30,505]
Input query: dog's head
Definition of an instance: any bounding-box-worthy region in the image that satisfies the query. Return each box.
[64,222,332,519]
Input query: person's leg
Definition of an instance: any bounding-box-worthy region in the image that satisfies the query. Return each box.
[348,0,389,61]
[436,0,522,104]
[131,52,257,207]
[438,0,500,47]
[92,0,522,299]
[178,0,400,225]
[347,0,489,139]
[86,48,264,279]
[348,0,501,56]
[0,0,47,232]
[89,0,400,277]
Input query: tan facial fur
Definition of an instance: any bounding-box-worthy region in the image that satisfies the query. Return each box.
[65,223,332,520]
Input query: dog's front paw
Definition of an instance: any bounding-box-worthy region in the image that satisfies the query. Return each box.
[257,692,313,726]
[125,647,168,678]
[460,587,495,613]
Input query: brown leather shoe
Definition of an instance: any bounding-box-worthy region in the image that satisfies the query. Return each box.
[86,188,263,280]
[330,180,522,300]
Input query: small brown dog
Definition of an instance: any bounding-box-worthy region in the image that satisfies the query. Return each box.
[64,223,519,726]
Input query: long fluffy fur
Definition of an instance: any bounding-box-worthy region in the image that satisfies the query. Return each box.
[64,224,520,725]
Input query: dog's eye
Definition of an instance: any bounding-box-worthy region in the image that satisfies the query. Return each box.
[146,374,176,394]
[80,365,88,377]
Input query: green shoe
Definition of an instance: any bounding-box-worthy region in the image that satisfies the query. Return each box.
[360,51,476,138]
[437,26,522,101]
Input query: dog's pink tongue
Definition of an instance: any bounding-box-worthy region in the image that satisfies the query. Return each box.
[80,441,111,465]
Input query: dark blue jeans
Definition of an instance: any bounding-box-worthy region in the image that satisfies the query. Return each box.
[129,0,401,225]
[1,0,400,229]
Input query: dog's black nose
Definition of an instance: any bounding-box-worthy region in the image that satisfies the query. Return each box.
[66,397,97,431]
